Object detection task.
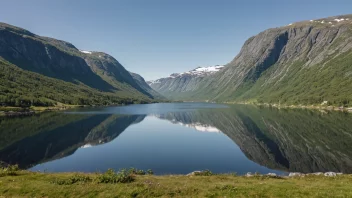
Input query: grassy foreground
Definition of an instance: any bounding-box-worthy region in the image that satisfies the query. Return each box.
[1,170,352,197]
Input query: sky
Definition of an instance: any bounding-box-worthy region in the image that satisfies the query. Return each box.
[1,0,351,80]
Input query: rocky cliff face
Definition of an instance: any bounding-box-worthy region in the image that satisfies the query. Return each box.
[0,22,159,105]
[153,14,352,106]
[204,15,352,102]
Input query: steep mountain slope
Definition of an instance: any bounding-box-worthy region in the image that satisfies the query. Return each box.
[0,59,138,106]
[147,65,224,99]
[155,14,352,106]
[129,72,165,100]
[0,22,158,106]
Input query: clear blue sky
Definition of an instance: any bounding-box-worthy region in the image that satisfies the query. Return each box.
[1,0,351,80]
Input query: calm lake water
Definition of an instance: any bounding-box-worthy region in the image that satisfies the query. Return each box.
[1,103,352,175]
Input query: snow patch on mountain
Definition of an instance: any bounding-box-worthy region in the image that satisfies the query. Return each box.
[80,50,92,54]
[179,65,224,76]
[309,17,350,26]
[194,65,224,72]
[148,79,161,85]
[334,18,346,22]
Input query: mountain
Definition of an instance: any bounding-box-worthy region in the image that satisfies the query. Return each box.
[147,65,224,99]
[150,14,352,106]
[0,22,159,107]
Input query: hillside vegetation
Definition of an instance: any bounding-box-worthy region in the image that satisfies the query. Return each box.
[0,59,150,106]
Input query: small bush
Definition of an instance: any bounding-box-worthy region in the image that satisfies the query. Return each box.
[128,168,146,175]
[51,174,92,185]
[194,170,213,176]
[147,169,154,175]
[96,169,134,184]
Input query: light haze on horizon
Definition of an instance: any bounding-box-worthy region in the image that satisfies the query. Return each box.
[1,0,351,80]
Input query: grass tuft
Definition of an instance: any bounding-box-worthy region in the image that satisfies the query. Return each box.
[50,168,155,185]
[51,174,92,185]
[194,170,213,176]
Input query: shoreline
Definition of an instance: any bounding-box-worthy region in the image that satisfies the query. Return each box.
[3,101,351,118]
[0,101,165,117]
[225,101,352,113]
[0,105,85,117]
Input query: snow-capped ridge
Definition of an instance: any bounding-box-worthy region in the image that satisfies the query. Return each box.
[308,17,350,26]
[147,65,224,86]
[169,65,224,78]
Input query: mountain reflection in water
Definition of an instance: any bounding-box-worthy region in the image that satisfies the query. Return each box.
[1,103,352,174]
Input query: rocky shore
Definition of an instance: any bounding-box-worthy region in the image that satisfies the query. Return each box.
[229,102,352,113]
[245,172,343,178]
[1,111,35,117]
[187,170,345,177]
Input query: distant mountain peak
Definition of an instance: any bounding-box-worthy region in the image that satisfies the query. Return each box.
[177,65,224,77]
[147,65,224,86]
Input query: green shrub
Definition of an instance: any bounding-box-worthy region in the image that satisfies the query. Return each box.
[96,169,134,184]
[147,169,154,175]
[128,168,148,175]
[0,164,19,177]
[127,167,154,175]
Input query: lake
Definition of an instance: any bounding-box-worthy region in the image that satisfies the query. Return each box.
[1,103,352,175]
